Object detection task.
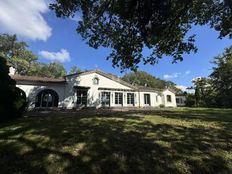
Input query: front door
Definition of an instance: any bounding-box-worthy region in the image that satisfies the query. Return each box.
[76,90,88,107]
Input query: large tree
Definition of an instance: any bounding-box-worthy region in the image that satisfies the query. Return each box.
[191,77,216,107]
[69,65,82,74]
[50,0,232,70]
[122,71,181,92]
[210,46,232,108]
[0,34,38,75]
[32,62,67,78]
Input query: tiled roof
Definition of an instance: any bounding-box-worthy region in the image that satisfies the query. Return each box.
[11,75,66,83]
[137,86,162,92]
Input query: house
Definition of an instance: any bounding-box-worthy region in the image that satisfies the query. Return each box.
[10,69,177,109]
[176,95,187,106]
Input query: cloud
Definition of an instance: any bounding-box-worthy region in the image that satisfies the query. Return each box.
[163,70,191,79]
[0,0,52,41]
[163,72,181,79]
[39,49,71,62]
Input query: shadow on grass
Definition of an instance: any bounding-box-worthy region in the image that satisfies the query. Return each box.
[0,109,231,174]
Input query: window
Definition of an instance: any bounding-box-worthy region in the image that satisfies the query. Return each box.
[167,95,172,102]
[93,77,99,85]
[176,98,180,103]
[115,92,123,105]
[35,89,59,107]
[144,94,150,105]
[127,93,134,105]
[156,95,159,102]
[101,92,110,106]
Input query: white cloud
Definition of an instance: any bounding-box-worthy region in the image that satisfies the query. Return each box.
[163,70,191,79]
[163,72,181,79]
[0,0,52,41]
[39,49,71,62]
[185,70,191,75]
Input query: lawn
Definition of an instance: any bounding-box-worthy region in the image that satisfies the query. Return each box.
[0,108,231,174]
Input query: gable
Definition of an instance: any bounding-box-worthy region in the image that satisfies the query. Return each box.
[76,72,135,90]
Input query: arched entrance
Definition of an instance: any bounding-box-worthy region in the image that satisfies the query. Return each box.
[15,87,27,112]
[35,89,59,107]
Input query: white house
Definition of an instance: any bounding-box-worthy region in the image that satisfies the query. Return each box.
[10,69,177,109]
[176,95,187,106]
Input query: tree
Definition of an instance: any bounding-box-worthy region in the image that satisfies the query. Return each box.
[122,71,166,89]
[210,46,232,108]
[48,62,67,78]
[0,34,38,75]
[165,81,183,94]
[50,0,232,70]
[69,65,82,74]
[0,57,26,121]
[122,71,180,91]
[31,62,67,78]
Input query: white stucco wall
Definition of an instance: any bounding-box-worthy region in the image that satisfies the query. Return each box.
[176,96,186,106]
[66,72,135,108]
[162,89,177,107]
[16,83,66,108]
[14,71,177,109]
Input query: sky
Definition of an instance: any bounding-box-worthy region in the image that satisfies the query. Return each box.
[0,0,231,91]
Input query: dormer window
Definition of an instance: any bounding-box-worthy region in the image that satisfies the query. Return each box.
[93,76,99,85]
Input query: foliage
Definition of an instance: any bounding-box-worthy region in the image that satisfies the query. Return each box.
[185,93,196,107]
[186,46,232,108]
[122,71,165,88]
[122,71,181,92]
[0,34,38,75]
[50,0,232,70]
[0,34,67,78]
[0,57,26,121]
[31,62,67,78]
[210,46,232,108]
[69,65,82,74]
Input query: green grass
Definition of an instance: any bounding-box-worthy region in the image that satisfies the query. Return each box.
[0,108,232,174]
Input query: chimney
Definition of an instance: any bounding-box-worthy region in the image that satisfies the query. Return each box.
[9,67,16,75]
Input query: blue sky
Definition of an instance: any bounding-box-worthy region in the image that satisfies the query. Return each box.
[0,0,231,90]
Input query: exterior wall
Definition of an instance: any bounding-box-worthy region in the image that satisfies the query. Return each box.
[137,91,164,107]
[176,96,187,106]
[16,82,66,109]
[66,72,135,108]
[14,72,177,109]
[162,89,177,107]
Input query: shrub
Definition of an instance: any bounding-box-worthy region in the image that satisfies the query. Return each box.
[159,104,165,108]
[0,57,26,121]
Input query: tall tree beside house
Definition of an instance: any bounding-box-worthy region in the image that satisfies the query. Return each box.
[0,56,26,121]
[191,77,216,107]
[50,0,232,70]
[0,34,38,75]
[69,65,82,74]
[210,46,232,108]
